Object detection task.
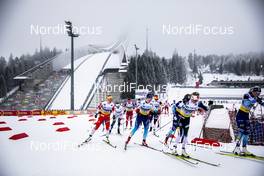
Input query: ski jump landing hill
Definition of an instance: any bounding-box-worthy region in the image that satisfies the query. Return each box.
[45,39,128,110]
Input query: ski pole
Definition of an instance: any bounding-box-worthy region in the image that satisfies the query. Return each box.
[122,114,125,132]
[154,119,172,133]
[198,107,211,138]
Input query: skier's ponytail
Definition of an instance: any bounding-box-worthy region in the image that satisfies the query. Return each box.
[182,94,191,103]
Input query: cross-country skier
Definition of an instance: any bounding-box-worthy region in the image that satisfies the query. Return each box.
[86,95,115,143]
[125,93,154,148]
[136,98,141,106]
[163,100,170,114]
[124,98,134,129]
[171,100,177,118]
[109,102,123,135]
[149,95,162,134]
[233,86,264,156]
[163,92,208,157]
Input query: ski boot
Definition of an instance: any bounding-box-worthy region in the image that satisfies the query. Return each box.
[171,145,178,156]
[149,127,153,132]
[161,137,169,152]
[153,130,159,137]
[233,146,241,155]
[85,135,92,142]
[117,128,121,135]
[181,148,190,158]
[164,136,169,146]
[240,147,255,156]
[142,139,148,146]
[124,136,131,150]
[105,135,110,143]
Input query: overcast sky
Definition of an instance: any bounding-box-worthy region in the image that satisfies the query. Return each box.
[0,0,263,59]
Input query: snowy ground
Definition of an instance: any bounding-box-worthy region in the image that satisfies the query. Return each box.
[1,86,264,176]
[0,110,264,176]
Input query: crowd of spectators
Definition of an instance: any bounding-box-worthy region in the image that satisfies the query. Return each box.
[0,71,68,110]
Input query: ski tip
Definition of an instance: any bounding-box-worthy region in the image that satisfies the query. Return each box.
[209,163,221,167]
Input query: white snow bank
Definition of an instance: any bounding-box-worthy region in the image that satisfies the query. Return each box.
[206,108,230,129]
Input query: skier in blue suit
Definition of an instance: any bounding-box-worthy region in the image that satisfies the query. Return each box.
[233,86,264,156]
[125,93,153,148]
[163,92,208,157]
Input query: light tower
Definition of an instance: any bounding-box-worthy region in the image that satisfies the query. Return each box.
[65,21,79,110]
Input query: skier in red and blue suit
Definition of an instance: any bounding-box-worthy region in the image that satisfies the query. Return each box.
[86,95,115,142]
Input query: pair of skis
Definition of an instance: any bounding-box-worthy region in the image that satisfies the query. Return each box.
[102,139,117,148]
[218,151,264,163]
[78,138,117,148]
[133,142,220,167]
[131,142,188,162]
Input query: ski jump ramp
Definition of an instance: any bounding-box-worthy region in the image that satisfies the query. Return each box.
[45,38,128,110]
[13,40,128,110]
[46,52,112,110]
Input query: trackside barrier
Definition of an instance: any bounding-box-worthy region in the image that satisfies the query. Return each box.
[0,109,96,116]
